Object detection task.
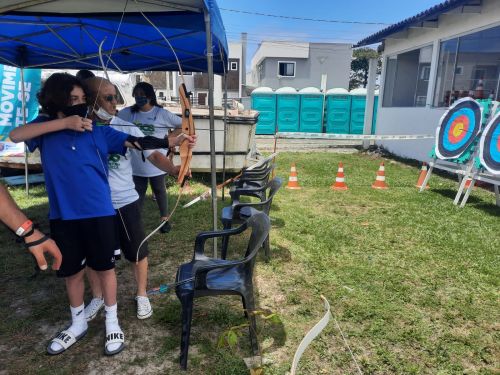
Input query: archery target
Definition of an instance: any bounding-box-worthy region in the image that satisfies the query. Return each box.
[435,97,481,159]
[479,111,500,175]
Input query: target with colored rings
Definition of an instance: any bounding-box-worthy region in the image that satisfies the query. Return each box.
[479,111,500,175]
[435,97,481,159]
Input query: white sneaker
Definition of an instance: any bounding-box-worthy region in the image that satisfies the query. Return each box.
[136,296,153,320]
[84,297,104,322]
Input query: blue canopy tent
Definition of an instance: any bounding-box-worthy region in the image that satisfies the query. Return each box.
[0,0,229,247]
[0,1,227,72]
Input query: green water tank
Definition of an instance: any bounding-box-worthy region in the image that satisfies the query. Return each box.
[325,88,351,134]
[276,87,300,132]
[349,88,367,134]
[251,87,277,135]
[299,87,324,133]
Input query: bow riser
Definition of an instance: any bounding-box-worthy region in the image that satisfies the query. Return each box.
[177,83,195,185]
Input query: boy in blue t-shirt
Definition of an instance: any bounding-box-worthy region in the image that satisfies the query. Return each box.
[9,73,174,356]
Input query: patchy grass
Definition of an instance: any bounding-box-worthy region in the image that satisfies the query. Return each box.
[0,151,499,374]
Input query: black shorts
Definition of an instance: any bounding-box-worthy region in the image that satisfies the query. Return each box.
[50,215,120,278]
[115,200,148,262]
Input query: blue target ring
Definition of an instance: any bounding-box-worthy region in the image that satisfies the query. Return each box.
[480,113,500,174]
[436,98,481,159]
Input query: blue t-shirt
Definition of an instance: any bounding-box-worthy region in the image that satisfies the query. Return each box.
[26,115,129,220]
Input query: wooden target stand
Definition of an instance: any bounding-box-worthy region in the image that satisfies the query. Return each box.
[420,98,500,208]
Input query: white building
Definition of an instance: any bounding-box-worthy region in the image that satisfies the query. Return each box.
[250,41,352,90]
[357,0,500,161]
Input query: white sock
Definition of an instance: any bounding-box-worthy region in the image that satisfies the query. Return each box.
[105,304,123,352]
[50,304,88,352]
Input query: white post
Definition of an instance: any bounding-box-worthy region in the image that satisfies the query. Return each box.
[426,40,440,108]
[165,71,171,101]
[20,68,29,195]
[363,58,377,149]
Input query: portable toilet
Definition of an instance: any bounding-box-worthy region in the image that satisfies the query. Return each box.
[251,87,276,135]
[299,87,324,133]
[325,88,351,134]
[372,89,379,134]
[276,87,300,132]
[349,88,367,134]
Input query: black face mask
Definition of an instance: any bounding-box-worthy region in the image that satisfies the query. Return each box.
[61,103,89,118]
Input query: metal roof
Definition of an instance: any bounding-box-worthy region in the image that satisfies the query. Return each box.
[356,0,478,47]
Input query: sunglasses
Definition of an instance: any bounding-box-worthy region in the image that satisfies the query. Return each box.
[102,94,118,102]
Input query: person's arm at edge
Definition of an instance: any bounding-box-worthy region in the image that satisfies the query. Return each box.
[147,151,180,176]
[0,185,62,270]
[9,116,92,143]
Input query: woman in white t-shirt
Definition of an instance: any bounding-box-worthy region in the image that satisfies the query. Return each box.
[118,82,182,233]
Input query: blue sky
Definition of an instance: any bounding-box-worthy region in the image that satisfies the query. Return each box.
[217,0,443,65]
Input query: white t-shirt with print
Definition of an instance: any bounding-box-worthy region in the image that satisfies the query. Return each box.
[117,106,182,177]
[108,116,153,209]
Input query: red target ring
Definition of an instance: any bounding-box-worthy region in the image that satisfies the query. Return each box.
[448,115,469,143]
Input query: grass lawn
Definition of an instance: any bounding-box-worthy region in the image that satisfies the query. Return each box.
[0,151,499,374]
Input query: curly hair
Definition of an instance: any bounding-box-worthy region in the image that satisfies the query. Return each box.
[37,73,86,117]
[131,81,161,113]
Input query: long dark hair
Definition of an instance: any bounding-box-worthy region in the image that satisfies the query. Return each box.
[131,81,161,113]
[37,73,86,117]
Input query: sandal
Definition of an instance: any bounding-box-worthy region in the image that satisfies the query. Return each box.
[47,329,87,355]
[104,330,125,356]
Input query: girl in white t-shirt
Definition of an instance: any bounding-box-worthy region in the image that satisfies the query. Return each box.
[118,82,182,233]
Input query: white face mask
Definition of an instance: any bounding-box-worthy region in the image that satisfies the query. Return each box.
[94,107,114,121]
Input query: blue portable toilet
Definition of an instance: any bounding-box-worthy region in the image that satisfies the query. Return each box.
[325,88,351,134]
[276,87,300,132]
[372,90,379,134]
[299,87,324,133]
[251,87,277,135]
[349,88,367,134]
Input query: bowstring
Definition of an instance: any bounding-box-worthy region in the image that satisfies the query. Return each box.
[89,0,129,174]
[132,0,195,263]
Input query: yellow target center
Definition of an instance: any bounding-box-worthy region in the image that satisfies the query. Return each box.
[453,123,464,137]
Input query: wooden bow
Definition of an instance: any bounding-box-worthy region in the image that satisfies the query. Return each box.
[177,83,195,186]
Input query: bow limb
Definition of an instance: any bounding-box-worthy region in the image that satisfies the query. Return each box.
[290,296,332,375]
[177,83,195,185]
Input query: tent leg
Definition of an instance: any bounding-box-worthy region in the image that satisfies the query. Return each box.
[205,8,218,258]
[20,68,29,196]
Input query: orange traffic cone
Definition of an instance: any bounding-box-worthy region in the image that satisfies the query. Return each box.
[372,162,389,190]
[416,163,430,189]
[331,162,348,191]
[286,162,301,190]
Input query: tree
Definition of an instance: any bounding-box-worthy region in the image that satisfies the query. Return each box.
[349,48,381,90]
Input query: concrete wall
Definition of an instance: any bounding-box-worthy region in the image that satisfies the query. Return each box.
[376,0,500,161]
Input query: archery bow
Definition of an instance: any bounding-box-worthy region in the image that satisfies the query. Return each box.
[134,5,196,262]
[177,83,196,185]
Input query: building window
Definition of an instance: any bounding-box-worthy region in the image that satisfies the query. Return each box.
[434,25,500,107]
[383,45,433,107]
[278,61,295,77]
[230,61,238,71]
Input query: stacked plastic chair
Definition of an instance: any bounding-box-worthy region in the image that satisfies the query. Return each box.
[175,210,270,370]
[221,178,282,260]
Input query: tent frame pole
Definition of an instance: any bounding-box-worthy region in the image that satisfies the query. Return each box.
[204,8,217,257]
[20,67,29,196]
